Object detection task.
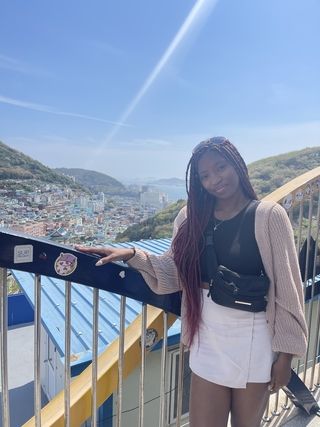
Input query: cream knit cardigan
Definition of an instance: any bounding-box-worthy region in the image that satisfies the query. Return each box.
[128,201,308,358]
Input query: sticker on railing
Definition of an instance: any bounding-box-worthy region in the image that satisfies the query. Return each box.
[54,253,78,276]
[304,185,311,197]
[14,245,33,263]
[145,328,158,349]
[283,194,293,210]
[295,190,304,202]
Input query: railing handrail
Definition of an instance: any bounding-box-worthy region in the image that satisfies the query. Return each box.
[263,165,320,205]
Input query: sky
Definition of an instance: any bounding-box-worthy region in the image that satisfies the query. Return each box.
[0,0,319,181]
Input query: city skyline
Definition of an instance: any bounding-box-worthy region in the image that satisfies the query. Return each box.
[1,0,319,180]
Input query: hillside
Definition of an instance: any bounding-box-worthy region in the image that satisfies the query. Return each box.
[116,199,186,242]
[117,146,320,240]
[248,146,320,196]
[55,168,127,195]
[0,140,83,191]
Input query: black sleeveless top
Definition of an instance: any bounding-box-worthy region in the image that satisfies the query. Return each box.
[200,201,264,282]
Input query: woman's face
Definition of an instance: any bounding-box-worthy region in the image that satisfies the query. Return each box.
[197,150,242,200]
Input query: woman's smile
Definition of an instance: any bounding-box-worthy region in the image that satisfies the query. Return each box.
[197,151,240,200]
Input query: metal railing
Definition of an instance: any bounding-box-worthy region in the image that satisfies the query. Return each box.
[1,167,320,427]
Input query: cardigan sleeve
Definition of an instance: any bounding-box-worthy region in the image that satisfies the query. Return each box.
[268,203,308,357]
[126,206,187,295]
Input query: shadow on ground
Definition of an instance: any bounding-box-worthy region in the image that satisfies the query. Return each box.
[0,381,48,427]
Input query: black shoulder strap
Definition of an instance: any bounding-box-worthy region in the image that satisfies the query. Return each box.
[205,219,218,280]
[205,200,260,281]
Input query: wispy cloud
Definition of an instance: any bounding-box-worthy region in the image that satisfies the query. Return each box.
[103,0,219,143]
[118,138,172,148]
[88,41,126,59]
[0,53,50,77]
[0,94,130,127]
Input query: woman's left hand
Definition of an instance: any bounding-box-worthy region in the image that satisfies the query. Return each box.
[268,353,293,393]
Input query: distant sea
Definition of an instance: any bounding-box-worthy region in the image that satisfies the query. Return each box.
[150,184,187,202]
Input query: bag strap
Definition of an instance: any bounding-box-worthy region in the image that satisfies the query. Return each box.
[205,200,260,287]
[205,220,218,281]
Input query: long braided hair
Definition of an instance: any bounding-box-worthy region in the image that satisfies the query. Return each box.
[172,137,258,346]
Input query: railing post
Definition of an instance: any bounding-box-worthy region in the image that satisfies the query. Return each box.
[295,199,304,254]
[271,391,281,416]
[34,274,42,427]
[294,197,305,377]
[306,187,320,390]
[310,300,320,389]
[0,268,10,427]
[262,398,272,423]
[302,193,314,383]
[116,295,126,427]
[64,280,72,427]
[176,341,185,427]
[159,311,168,427]
[139,304,147,427]
[91,287,99,427]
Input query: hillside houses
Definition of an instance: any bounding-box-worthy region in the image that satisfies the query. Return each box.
[0,184,159,244]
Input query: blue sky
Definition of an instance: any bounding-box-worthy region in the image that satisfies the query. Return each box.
[0,0,319,181]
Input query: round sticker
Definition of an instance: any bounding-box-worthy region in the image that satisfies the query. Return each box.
[295,190,303,202]
[282,194,293,211]
[54,253,78,276]
[140,328,158,350]
[304,185,311,197]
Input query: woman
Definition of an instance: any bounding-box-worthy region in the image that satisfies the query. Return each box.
[77,137,307,427]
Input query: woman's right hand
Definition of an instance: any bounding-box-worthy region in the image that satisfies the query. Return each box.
[75,245,135,266]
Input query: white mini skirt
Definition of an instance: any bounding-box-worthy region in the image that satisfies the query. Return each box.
[189,290,275,389]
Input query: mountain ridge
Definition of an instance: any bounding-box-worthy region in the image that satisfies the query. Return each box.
[55,167,126,195]
[0,140,83,191]
[117,146,320,241]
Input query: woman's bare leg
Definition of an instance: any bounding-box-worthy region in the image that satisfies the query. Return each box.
[231,383,269,427]
[189,372,231,427]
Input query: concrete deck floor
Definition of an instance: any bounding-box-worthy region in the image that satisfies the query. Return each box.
[0,324,48,427]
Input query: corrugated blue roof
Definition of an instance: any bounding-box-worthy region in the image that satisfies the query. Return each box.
[11,238,181,366]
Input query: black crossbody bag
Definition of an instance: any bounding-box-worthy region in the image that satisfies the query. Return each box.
[205,201,270,312]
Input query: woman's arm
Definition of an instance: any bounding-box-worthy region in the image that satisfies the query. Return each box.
[74,245,136,264]
[76,206,187,295]
[125,206,187,294]
[268,203,308,358]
